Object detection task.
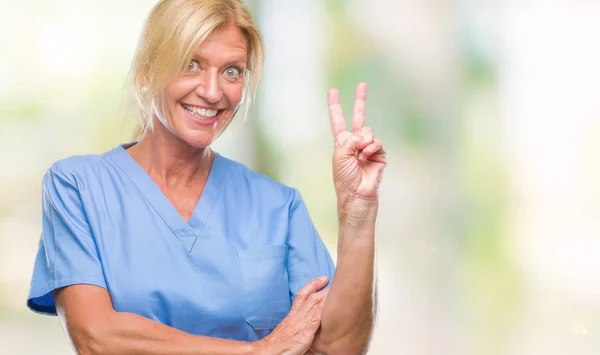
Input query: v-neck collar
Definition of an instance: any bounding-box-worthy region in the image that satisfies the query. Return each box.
[108,143,226,253]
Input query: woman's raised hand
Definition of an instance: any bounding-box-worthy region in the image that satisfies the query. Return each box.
[328,83,387,203]
[254,277,329,355]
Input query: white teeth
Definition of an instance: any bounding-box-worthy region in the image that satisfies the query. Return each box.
[182,104,219,120]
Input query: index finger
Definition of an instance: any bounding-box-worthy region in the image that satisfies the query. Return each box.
[352,82,368,132]
[328,88,347,138]
[291,276,329,312]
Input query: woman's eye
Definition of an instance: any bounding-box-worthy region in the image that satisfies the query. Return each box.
[224,67,241,78]
[186,60,200,72]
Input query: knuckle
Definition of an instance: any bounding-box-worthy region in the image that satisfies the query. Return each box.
[311,312,321,323]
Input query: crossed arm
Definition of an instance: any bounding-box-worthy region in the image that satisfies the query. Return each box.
[55,245,374,355]
[55,217,376,355]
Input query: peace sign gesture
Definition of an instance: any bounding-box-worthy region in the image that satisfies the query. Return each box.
[328,82,387,202]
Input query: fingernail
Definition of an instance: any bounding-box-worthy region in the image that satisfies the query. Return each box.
[358,153,366,160]
[319,276,328,282]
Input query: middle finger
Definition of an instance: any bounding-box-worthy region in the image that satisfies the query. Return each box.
[352,82,368,133]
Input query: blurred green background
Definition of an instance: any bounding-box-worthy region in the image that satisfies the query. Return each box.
[1,0,600,354]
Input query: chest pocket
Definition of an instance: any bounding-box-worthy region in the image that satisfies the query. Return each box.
[238,245,291,330]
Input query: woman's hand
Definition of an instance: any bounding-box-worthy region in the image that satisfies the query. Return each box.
[328,83,387,204]
[254,277,329,355]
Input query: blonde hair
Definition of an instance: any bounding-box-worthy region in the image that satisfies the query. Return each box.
[128,0,264,138]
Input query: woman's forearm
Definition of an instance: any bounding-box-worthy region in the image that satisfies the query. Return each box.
[70,310,256,355]
[313,197,378,354]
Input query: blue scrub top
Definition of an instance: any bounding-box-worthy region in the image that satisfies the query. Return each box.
[27,143,335,341]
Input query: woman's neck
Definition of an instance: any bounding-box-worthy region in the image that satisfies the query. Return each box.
[127,124,213,189]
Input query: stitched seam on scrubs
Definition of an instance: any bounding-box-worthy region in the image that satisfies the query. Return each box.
[286,187,313,273]
[47,168,105,284]
[187,157,233,252]
[104,154,183,243]
[47,198,58,283]
[32,274,107,294]
[45,170,61,285]
[48,168,94,285]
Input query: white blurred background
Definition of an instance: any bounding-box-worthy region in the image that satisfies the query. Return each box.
[1,0,599,354]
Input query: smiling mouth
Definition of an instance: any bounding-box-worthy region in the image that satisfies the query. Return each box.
[181,103,223,120]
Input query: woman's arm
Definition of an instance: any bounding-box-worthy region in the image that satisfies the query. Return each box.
[55,278,329,355]
[55,285,255,355]
[311,199,378,355]
[311,83,386,355]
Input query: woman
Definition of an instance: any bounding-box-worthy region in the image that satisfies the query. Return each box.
[27,0,386,354]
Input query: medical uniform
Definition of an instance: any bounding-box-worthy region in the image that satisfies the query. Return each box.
[27,143,335,341]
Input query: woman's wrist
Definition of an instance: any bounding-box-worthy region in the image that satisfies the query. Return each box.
[251,339,267,355]
[252,336,279,355]
[337,194,378,225]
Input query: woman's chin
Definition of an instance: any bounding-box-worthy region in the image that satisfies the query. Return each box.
[176,130,220,149]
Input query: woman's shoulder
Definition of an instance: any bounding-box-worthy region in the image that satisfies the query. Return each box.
[45,145,122,185]
[218,154,297,202]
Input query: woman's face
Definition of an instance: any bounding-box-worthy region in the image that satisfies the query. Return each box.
[158,25,247,148]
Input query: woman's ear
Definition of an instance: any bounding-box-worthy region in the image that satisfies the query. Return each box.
[138,65,151,89]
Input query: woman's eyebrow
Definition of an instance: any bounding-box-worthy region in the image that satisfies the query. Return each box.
[191,54,247,67]
[225,58,247,67]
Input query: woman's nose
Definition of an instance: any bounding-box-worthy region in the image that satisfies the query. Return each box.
[196,70,223,104]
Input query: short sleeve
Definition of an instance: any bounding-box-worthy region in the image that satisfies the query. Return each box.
[27,167,107,315]
[287,189,336,302]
